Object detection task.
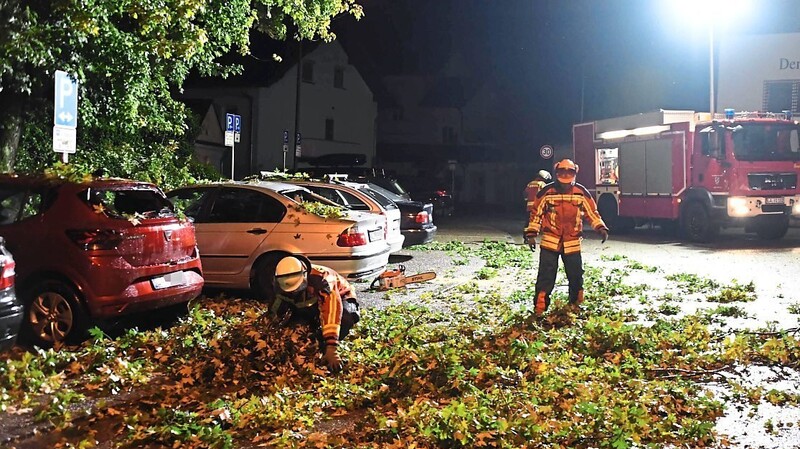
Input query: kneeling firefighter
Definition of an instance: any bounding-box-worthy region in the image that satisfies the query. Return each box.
[272,255,360,372]
[524,159,608,314]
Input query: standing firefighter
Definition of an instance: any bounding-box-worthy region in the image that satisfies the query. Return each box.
[524,170,553,213]
[524,159,609,314]
[272,255,360,372]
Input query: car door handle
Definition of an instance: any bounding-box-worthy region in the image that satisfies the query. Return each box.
[246,228,268,235]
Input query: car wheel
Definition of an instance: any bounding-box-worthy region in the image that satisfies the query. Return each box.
[252,253,286,302]
[24,280,87,347]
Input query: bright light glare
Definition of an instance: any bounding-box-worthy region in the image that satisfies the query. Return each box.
[793,203,800,215]
[662,0,752,30]
[728,197,747,208]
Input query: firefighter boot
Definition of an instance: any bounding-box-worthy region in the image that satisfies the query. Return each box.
[534,291,549,315]
[568,290,584,312]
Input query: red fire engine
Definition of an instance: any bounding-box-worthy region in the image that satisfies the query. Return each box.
[572,109,800,242]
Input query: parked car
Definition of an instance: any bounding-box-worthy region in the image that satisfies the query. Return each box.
[0,174,204,346]
[356,182,437,247]
[166,181,390,299]
[398,176,455,218]
[271,177,405,254]
[0,237,21,350]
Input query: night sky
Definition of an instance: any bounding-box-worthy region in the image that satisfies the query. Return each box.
[334,0,800,145]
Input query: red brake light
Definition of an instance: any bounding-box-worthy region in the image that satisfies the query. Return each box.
[415,211,430,224]
[0,260,15,290]
[66,229,123,250]
[337,226,368,247]
[436,190,447,196]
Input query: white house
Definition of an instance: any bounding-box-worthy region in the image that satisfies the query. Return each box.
[718,33,800,114]
[183,41,378,178]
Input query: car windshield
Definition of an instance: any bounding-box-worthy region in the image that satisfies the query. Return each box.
[82,187,175,219]
[731,123,800,161]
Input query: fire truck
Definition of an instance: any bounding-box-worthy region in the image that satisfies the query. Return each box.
[572,109,800,242]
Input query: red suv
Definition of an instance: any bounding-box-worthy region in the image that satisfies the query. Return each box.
[0,174,203,346]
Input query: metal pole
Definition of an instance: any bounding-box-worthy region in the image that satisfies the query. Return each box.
[292,40,303,171]
[709,24,715,117]
[231,142,235,179]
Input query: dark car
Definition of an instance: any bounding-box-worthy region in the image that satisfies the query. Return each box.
[0,174,204,346]
[397,176,455,218]
[358,182,437,247]
[0,237,21,350]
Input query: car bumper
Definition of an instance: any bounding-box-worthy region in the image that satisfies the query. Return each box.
[0,287,22,350]
[89,268,204,319]
[402,225,438,247]
[310,247,390,280]
[388,234,406,254]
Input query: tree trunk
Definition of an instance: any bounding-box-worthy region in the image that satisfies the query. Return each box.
[0,91,23,172]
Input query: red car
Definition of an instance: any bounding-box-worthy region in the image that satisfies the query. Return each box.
[0,174,203,346]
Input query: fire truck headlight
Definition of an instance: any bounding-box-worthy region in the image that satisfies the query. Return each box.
[728,197,750,216]
[793,203,800,215]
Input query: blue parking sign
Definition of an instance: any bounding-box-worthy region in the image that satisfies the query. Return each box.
[225,113,234,132]
[234,115,241,133]
[54,71,79,129]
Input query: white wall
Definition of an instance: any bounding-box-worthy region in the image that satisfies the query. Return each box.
[258,42,377,171]
[718,33,800,112]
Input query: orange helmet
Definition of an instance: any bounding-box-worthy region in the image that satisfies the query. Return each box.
[554,159,579,185]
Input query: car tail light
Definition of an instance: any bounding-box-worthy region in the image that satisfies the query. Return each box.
[0,259,15,290]
[436,190,447,196]
[66,229,123,250]
[415,211,430,224]
[337,226,368,247]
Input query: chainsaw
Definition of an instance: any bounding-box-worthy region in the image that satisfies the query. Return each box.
[370,265,437,291]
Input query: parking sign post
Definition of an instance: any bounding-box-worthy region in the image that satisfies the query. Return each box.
[225,113,241,179]
[53,70,79,163]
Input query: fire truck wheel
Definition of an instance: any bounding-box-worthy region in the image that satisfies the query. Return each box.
[682,202,719,243]
[754,216,789,240]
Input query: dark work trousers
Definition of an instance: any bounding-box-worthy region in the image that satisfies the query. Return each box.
[535,247,584,310]
[282,298,360,352]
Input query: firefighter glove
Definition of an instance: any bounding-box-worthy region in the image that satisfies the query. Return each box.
[599,228,609,243]
[324,346,343,373]
[524,231,537,246]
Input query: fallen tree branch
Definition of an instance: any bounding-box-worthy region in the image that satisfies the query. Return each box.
[648,365,730,380]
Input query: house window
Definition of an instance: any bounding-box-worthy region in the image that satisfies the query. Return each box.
[392,107,404,121]
[334,66,344,89]
[325,118,335,141]
[763,80,799,113]
[442,126,457,144]
[302,61,314,83]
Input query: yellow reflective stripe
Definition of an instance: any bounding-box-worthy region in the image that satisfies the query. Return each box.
[322,323,340,339]
[563,245,581,255]
[540,240,560,252]
[563,239,581,249]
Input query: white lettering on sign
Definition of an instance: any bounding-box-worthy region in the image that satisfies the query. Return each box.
[779,58,800,70]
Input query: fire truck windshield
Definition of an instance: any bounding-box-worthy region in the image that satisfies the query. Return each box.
[731,123,800,161]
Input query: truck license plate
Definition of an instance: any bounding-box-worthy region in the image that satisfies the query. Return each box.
[151,271,186,290]
[765,197,783,205]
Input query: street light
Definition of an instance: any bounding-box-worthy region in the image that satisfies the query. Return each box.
[663,0,751,116]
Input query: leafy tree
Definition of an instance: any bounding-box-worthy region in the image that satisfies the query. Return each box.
[0,0,362,188]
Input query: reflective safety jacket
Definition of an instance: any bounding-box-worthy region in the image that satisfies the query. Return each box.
[524,179,547,212]
[272,264,356,347]
[525,183,607,255]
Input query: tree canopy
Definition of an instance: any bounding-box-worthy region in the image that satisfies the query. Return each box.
[0,0,362,187]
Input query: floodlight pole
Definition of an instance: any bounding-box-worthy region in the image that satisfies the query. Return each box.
[709,24,715,117]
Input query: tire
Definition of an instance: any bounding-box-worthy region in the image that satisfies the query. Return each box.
[681,202,719,243]
[23,280,87,347]
[755,216,789,240]
[251,253,286,302]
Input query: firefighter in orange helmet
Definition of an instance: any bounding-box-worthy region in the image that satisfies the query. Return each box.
[524,159,609,314]
[272,255,360,372]
[524,170,553,213]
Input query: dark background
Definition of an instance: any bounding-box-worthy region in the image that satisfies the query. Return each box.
[331,0,800,144]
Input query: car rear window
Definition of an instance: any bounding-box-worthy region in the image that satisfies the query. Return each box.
[280,188,342,208]
[365,183,404,203]
[358,186,397,210]
[81,187,175,219]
